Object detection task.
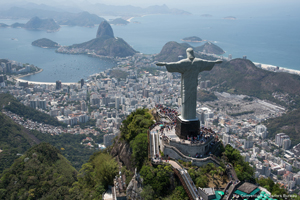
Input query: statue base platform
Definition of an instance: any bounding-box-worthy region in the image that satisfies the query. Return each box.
[175,116,200,140]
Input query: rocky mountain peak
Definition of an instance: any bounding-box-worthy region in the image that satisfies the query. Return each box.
[96,20,114,38]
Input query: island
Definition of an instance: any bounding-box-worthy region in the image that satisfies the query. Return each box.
[223,16,236,20]
[201,14,213,17]
[32,38,60,48]
[109,18,129,25]
[181,36,203,42]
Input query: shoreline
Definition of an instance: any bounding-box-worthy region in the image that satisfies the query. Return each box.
[15,68,77,85]
[14,68,43,79]
[126,17,135,22]
[14,60,300,86]
[15,78,77,85]
[253,62,300,76]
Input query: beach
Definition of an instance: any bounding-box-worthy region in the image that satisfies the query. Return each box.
[15,78,77,85]
[253,62,300,76]
[126,17,135,22]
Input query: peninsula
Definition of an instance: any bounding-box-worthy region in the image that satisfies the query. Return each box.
[56,21,137,57]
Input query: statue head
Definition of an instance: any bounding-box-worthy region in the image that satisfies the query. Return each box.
[186,48,195,60]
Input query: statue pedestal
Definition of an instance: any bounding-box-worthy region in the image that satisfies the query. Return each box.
[175,116,200,140]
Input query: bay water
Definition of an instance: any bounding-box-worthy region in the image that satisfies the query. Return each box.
[0,13,299,82]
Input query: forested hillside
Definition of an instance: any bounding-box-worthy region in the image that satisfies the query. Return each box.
[0,143,77,199]
[0,112,40,173]
[0,93,66,127]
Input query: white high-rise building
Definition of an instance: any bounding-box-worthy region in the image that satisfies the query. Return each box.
[275,133,290,147]
[103,132,117,147]
[178,98,182,107]
[115,97,120,110]
[81,100,87,112]
[256,125,267,139]
[244,135,254,149]
[282,139,291,150]
[223,134,231,145]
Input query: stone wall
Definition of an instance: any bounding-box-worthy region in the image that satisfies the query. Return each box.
[163,144,220,167]
[169,136,214,157]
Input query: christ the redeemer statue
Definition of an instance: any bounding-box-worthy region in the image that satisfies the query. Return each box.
[156,48,222,121]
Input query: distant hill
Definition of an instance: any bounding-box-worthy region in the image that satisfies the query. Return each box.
[181,36,202,42]
[0,3,187,25]
[83,3,191,16]
[200,58,300,98]
[24,16,60,31]
[32,38,60,48]
[0,7,104,27]
[109,18,129,25]
[0,23,9,28]
[10,22,25,28]
[65,21,137,57]
[154,41,217,62]
[199,58,300,146]
[0,143,77,199]
[194,42,225,55]
[57,11,105,27]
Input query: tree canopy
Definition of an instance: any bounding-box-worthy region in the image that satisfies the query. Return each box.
[120,108,154,142]
[0,143,77,200]
[223,144,255,182]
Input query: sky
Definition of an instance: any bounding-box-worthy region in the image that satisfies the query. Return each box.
[1,0,300,16]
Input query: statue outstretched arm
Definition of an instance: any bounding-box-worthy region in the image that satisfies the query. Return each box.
[215,59,223,64]
[194,58,222,64]
[156,62,167,66]
[156,61,186,73]
[193,58,222,72]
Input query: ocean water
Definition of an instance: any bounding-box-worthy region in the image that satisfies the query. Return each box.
[0,13,299,82]
[0,20,115,82]
[112,14,300,69]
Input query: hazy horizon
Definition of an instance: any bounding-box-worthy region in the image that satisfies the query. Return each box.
[1,0,300,17]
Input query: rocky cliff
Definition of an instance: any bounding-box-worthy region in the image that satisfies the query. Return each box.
[96,21,114,38]
[110,137,134,171]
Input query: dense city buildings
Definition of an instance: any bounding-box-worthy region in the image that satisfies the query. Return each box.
[1,54,300,193]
